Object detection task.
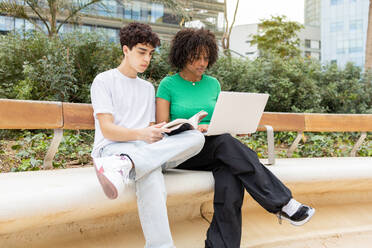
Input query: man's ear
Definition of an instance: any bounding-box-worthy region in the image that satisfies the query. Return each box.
[122,45,130,55]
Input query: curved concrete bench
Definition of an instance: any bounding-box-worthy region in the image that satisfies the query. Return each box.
[1,157,372,248]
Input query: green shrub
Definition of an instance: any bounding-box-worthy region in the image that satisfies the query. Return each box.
[317,63,372,114]
[0,31,122,103]
[142,42,174,86]
[0,32,50,99]
[60,31,123,102]
[21,50,77,101]
[0,130,93,172]
[0,31,371,113]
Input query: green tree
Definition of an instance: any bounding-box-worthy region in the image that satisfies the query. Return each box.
[251,15,304,58]
[0,0,187,37]
[221,0,240,56]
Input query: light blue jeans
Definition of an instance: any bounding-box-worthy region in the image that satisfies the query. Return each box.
[100,130,205,248]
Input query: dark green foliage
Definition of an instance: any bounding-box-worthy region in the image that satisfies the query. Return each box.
[0,32,51,99]
[0,30,371,114]
[60,32,122,102]
[317,62,372,114]
[0,130,93,172]
[238,132,372,158]
[208,54,371,114]
[141,42,174,86]
[0,31,122,103]
[1,130,369,172]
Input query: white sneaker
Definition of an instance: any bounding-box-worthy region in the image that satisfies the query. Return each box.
[93,154,133,199]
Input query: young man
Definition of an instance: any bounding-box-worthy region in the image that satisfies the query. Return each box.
[90,22,205,248]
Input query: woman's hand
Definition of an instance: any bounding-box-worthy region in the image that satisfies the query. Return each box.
[197,124,209,133]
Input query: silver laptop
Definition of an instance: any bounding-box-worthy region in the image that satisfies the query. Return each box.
[205,91,269,136]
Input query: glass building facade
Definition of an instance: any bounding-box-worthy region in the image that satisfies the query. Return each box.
[321,0,369,67]
[0,0,225,41]
[305,0,321,27]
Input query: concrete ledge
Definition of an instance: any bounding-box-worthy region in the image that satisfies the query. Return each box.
[1,157,372,247]
[0,167,214,235]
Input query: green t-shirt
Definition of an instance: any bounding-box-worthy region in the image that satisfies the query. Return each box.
[156,73,221,124]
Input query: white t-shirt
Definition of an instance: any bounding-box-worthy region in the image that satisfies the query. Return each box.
[90,68,155,157]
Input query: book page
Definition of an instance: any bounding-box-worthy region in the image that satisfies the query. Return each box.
[188,110,208,129]
[163,110,208,132]
[163,118,189,130]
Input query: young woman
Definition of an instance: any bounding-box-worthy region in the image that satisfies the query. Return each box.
[156,28,315,248]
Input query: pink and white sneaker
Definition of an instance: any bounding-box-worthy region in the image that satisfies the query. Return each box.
[93,154,133,199]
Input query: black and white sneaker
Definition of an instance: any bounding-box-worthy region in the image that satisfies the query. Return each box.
[277,205,315,226]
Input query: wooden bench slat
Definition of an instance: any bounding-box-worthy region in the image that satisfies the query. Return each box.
[0,99,62,129]
[62,103,94,130]
[258,112,306,131]
[305,114,372,132]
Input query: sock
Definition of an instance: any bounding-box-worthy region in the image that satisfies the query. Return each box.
[282,198,301,217]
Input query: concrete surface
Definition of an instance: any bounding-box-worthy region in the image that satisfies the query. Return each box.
[1,157,372,248]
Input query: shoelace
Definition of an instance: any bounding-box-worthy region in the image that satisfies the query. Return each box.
[110,155,132,184]
[277,211,283,225]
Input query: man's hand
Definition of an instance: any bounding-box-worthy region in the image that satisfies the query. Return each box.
[197,124,209,133]
[138,122,171,143]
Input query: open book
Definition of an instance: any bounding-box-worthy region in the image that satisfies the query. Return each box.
[163,110,208,136]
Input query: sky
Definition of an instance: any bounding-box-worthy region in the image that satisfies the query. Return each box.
[226,0,305,26]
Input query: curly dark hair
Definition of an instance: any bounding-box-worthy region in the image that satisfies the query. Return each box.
[169,28,218,70]
[119,22,160,50]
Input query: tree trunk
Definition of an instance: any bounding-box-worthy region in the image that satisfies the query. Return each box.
[222,0,239,56]
[50,2,57,37]
[365,0,372,70]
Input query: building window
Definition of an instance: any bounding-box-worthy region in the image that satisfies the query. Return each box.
[140,2,150,22]
[95,0,118,18]
[349,57,363,67]
[132,1,141,21]
[349,39,363,53]
[331,59,337,64]
[337,39,346,54]
[0,15,14,32]
[330,21,343,32]
[350,19,363,31]
[331,0,343,5]
[336,48,345,54]
[305,39,311,48]
[151,3,164,23]
[312,52,320,60]
[311,40,320,49]
[15,18,25,33]
[124,2,132,20]
[163,12,181,25]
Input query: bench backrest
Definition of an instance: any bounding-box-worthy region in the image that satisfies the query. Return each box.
[0,99,62,129]
[1,99,372,132]
[259,112,372,132]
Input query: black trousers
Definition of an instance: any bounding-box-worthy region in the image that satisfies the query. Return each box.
[176,134,292,248]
